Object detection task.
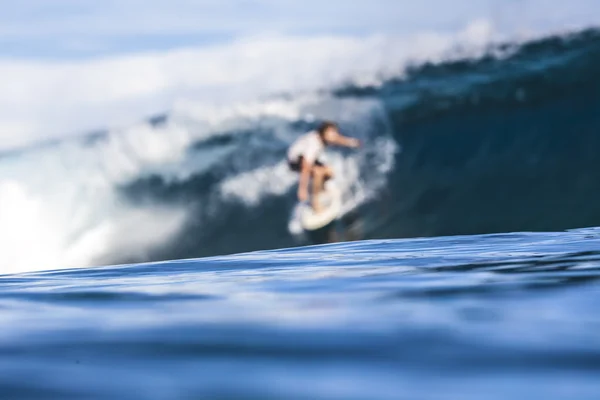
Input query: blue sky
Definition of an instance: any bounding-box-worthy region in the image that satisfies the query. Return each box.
[1,0,598,59]
[0,0,515,59]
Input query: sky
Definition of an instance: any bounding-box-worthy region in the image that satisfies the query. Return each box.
[4,0,596,60]
[0,0,482,58]
[0,0,598,150]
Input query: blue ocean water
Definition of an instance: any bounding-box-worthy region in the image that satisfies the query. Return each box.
[2,229,600,399]
[2,14,600,399]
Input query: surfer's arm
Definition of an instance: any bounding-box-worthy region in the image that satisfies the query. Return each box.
[331,135,360,148]
[298,159,311,202]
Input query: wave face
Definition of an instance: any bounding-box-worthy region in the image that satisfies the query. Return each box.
[1,28,600,272]
[365,29,600,238]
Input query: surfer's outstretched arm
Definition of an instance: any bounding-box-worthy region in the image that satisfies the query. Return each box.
[330,134,361,148]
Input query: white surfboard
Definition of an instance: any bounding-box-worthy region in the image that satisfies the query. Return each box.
[299,181,342,231]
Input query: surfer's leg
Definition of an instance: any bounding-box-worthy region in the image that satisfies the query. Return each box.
[311,166,325,213]
[311,165,332,213]
[322,165,333,187]
[319,166,334,193]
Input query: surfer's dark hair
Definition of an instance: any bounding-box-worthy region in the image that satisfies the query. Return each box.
[317,121,338,136]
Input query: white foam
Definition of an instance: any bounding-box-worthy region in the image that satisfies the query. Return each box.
[0,117,200,273]
[0,170,186,274]
[220,162,297,207]
[0,20,530,152]
[0,93,348,273]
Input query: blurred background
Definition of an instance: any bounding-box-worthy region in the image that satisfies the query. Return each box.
[1,0,599,273]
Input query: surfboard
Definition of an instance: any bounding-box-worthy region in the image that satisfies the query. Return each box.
[300,181,342,231]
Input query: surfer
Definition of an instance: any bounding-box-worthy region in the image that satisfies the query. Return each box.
[287,121,360,213]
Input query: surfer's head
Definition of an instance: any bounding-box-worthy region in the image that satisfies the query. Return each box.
[317,121,339,144]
